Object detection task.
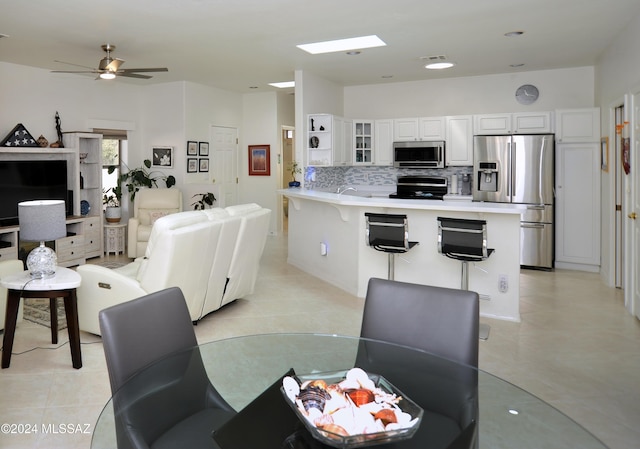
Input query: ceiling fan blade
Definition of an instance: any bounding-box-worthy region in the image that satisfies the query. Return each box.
[119,67,168,73]
[117,72,153,79]
[53,60,97,70]
[51,70,100,74]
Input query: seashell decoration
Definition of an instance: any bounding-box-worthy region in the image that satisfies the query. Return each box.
[282,367,420,442]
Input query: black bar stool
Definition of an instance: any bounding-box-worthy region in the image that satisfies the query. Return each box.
[365,213,418,280]
[437,216,494,340]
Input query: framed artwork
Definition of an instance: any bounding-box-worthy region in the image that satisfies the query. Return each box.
[199,158,209,172]
[601,137,609,172]
[187,158,198,173]
[152,146,173,168]
[199,141,209,156]
[187,141,198,156]
[248,144,270,176]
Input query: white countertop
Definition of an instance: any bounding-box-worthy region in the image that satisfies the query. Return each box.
[279,188,524,215]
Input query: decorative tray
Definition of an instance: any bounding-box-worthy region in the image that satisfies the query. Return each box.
[281,368,423,448]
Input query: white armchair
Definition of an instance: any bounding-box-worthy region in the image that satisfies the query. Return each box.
[78,211,220,335]
[128,188,183,258]
[0,259,24,330]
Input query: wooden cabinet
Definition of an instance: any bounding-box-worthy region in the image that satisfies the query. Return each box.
[374,119,393,166]
[555,142,601,270]
[308,113,349,167]
[342,119,353,166]
[445,115,473,166]
[394,116,445,141]
[83,216,102,259]
[474,112,553,135]
[555,108,600,143]
[353,120,373,164]
[0,226,19,261]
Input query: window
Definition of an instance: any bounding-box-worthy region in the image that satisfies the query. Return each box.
[102,137,121,194]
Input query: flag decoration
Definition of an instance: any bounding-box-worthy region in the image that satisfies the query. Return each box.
[1,123,39,147]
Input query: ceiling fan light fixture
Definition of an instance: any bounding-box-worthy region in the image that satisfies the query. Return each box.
[100,72,116,80]
[425,61,455,70]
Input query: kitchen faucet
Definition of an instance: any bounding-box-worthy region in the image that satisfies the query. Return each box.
[336,185,358,195]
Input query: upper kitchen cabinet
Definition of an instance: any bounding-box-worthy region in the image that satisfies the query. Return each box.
[353,120,373,164]
[393,116,445,141]
[374,119,393,166]
[474,112,553,135]
[555,108,600,143]
[445,115,473,166]
[308,113,341,167]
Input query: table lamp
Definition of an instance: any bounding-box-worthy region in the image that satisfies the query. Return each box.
[18,200,67,279]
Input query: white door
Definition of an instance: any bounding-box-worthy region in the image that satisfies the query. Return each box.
[626,90,640,319]
[210,126,238,207]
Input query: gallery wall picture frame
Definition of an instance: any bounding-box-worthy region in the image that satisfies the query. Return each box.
[199,141,209,156]
[187,141,198,156]
[152,146,173,168]
[601,137,609,172]
[187,158,198,173]
[248,144,270,176]
[199,158,209,172]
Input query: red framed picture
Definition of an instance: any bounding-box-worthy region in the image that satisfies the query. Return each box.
[248,145,270,176]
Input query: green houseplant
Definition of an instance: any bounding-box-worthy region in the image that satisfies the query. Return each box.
[118,159,176,202]
[103,186,122,223]
[191,192,217,210]
[288,161,302,187]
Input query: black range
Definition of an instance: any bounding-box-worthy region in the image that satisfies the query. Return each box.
[389,176,448,200]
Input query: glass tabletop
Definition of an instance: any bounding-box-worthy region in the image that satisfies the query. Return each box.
[91,333,607,449]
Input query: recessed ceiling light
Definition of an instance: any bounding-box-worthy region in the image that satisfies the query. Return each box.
[504,31,524,37]
[269,81,295,88]
[249,86,259,89]
[510,63,525,68]
[425,61,455,70]
[346,51,361,56]
[381,75,393,79]
[297,35,386,55]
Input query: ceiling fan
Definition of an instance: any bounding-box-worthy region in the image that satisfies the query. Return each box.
[52,44,168,80]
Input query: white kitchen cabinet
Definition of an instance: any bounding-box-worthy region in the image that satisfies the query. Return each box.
[474,112,553,135]
[353,120,373,164]
[445,115,473,166]
[393,116,445,141]
[341,119,353,166]
[374,119,393,166]
[555,142,601,270]
[308,113,344,167]
[555,108,600,143]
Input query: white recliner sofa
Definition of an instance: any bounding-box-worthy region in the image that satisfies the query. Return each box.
[77,204,271,335]
[128,188,183,258]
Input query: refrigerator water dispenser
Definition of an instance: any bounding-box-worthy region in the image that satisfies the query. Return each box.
[477,162,499,192]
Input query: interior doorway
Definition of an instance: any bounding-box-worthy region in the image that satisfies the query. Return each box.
[614,105,625,288]
[281,127,295,233]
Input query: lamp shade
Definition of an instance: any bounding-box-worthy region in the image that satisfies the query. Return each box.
[18,200,67,242]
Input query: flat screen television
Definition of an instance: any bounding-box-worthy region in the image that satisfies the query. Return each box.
[0,160,71,227]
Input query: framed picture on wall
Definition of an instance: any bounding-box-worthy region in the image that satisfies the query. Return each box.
[187,141,198,156]
[187,158,198,173]
[199,141,209,156]
[152,146,173,168]
[199,158,209,172]
[248,144,270,176]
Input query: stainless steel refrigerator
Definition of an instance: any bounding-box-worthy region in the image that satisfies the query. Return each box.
[473,134,554,269]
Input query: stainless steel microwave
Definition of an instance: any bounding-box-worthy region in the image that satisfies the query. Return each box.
[393,141,445,168]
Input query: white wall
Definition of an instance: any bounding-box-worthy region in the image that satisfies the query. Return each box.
[595,10,640,286]
[344,67,595,118]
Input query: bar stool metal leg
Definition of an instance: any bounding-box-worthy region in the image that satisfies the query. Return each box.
[388,254,395,281]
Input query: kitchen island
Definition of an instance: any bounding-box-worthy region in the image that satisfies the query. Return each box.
[279,188,525,322]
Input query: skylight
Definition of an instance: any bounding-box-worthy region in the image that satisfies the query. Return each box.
[297,35,386,55]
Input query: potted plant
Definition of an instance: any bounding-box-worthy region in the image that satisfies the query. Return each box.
[288,161,302,187]
[191,192,217,210]
[103,186,122,223]
[118,159,176,202]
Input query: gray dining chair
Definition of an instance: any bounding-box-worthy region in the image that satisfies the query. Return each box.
[358,277,479,449]
[99,287,236,449]
[360,277,479,366]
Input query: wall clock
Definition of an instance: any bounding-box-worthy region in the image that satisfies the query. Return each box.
[515,84,539,105]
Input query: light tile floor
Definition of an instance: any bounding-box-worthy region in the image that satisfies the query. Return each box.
[0,234,639,448]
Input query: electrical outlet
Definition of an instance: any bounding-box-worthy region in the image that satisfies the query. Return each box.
[498,274,508,293]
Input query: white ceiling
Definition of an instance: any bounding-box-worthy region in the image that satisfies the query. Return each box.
[1,0,639,93]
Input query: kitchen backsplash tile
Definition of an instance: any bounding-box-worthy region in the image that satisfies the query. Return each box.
[305,165,472,190]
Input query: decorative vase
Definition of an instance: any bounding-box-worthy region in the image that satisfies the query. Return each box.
[289,181,301,187]
[105,206,122,223]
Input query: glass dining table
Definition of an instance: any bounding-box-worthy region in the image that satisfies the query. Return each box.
[91,333,607,449]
